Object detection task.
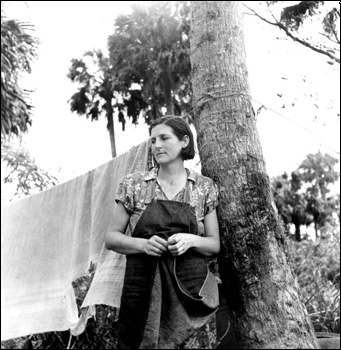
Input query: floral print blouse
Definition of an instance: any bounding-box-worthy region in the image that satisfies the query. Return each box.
[115,167,219,237]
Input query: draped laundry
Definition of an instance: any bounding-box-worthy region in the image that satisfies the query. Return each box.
[1,141,149,341]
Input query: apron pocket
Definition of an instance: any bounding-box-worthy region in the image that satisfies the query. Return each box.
[172,254,219,316]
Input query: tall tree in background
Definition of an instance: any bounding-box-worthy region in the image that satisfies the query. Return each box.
[271,172,314,241]
[299,151,339,201]
[190,1,319,348]
[271,151,339,241]
[1,11,38,137]
[68,1,192,157]
[244,1,340,64]
[298,151,340,235]
[67,50,117,158]
[108,1,191,123]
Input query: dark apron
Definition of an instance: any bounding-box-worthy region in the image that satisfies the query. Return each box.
[118,183,219,349]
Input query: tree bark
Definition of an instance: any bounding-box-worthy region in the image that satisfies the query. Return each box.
[161,66,174,115]
[294,223,302,242]
[190,2,319,348]
[106,96,117,158]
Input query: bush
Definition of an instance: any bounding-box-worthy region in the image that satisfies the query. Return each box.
[287,227,340,334]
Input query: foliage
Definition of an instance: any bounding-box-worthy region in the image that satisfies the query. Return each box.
[271,151,340,240]
[287,228,340,334]
[68,51,112,123]
[279,1,326,29]
[243,1,340,64]
[0,4,52,204]
[271,171,313,239]
[1,139,58,202]
[299,151,339,200]
[1,7,39,137]
[67,49,118,157]
[107,0,191,125]
[299,152,340,234]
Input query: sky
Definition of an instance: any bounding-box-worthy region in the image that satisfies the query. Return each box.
[3,1,340,187]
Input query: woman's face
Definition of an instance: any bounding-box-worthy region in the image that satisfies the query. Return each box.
[150,124,188,165]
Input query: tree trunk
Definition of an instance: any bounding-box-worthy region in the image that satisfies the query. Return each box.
[295,223,302,242]
[314,221,319,239]
[190,2,319,349]
[161,66,174,115]
[106,96,117,158]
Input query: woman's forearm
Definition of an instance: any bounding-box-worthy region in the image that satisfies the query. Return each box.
[105,231,145,255]
[168,232,220,257]
[105,231,169,257]
[191,235,220,256]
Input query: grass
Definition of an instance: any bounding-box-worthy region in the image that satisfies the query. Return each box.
[287,227,340,334]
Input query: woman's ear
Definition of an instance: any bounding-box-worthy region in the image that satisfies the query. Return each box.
[182,135,190,148]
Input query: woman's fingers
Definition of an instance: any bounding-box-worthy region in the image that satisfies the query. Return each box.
[168,245,183,256]
[168,235,185,255]
[168,233,194,256]
[153,236,168,251]
[145,236,168,256]
[167,235,179,245]
[145,235,193,256]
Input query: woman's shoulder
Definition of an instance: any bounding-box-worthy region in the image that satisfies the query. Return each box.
[187,169,216,187]
[122,168,157,184]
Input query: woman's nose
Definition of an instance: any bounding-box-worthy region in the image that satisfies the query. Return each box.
[154,139,162,148]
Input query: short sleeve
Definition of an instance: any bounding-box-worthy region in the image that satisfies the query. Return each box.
[204,181,219,215]
[115,175,135,214]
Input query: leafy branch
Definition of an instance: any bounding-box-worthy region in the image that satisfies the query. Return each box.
[1,140,58,201]
[243,2,340,64]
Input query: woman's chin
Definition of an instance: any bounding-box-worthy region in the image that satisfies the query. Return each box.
[155,155,168,164]
[156,160,167,165]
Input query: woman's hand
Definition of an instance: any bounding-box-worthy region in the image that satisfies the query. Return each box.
[168,233,195,256]
[168,209,220,257]
[143,235,168,257]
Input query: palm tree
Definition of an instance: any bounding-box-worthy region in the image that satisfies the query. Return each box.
[108,1,192,123]
[67,50,117,158]
[68,1,193,158]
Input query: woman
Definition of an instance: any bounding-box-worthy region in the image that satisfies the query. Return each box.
[105,116,220,349]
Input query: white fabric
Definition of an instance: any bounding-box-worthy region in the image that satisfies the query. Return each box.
[1,141,149,341]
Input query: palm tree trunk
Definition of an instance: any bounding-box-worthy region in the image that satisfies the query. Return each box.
[190,1,319,348]
[106,96,117,158]
[295,223,302,241]
[161,67,174,115]
[314,221,319,239]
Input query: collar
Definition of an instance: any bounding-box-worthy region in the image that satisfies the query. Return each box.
[143,167,197,183]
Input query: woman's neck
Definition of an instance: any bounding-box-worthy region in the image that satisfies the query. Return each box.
[157,163,187,186]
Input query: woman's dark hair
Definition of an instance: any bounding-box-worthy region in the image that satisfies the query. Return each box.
[149,116,195,161]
